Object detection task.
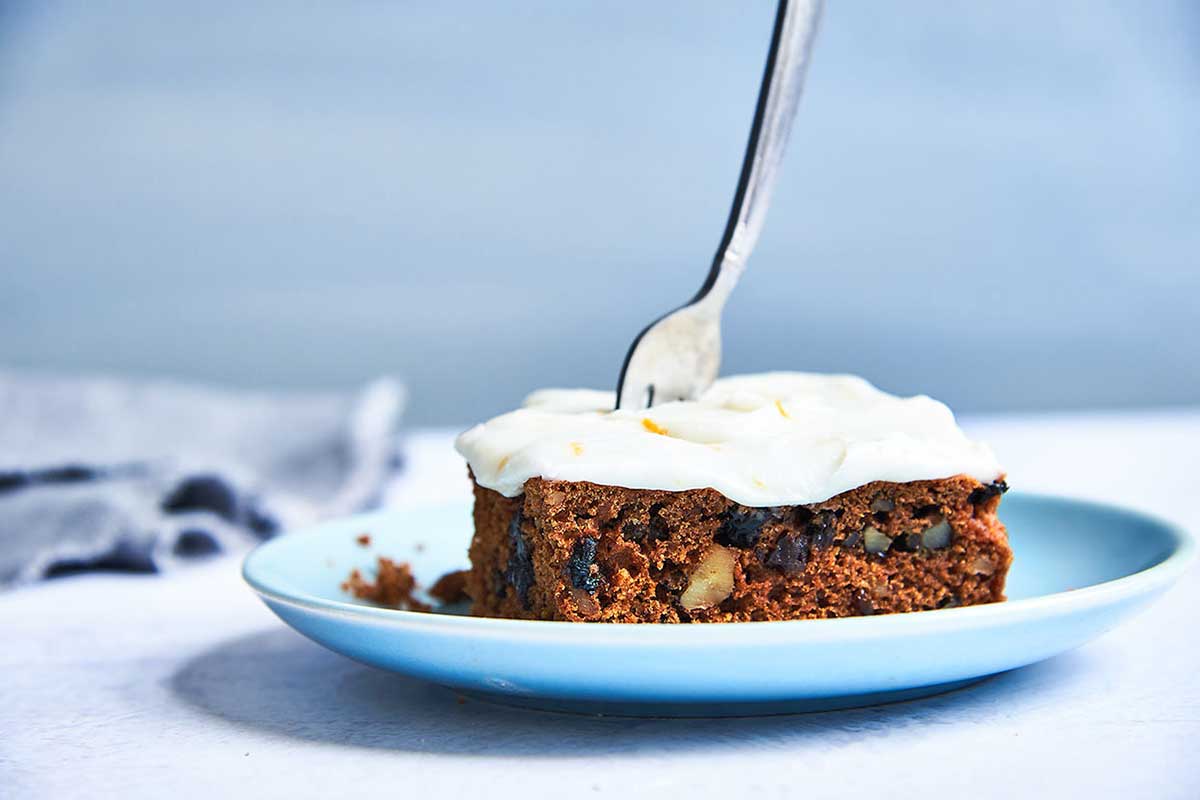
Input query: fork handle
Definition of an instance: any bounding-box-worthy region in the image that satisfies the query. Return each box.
[694,0,822,313]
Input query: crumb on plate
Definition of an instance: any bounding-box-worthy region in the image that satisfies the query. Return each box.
[342,557,431,612]
[429,569,471,604]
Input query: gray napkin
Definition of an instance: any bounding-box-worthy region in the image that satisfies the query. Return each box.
[0,370,405,588]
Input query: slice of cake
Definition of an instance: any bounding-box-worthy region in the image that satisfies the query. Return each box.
[455,373,1011,623]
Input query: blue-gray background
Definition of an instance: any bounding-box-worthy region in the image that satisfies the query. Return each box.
[1,1,1197,426]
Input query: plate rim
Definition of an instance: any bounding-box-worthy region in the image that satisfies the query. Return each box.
[243,490,1196,643]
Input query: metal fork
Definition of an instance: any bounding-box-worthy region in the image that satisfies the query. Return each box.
[615,0,822,410]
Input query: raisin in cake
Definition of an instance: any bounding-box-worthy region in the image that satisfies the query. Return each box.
[455,373,1011,623]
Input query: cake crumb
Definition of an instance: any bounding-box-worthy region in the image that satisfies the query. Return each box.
[355,533,371,547]
[429,569,471,604]
[342,558,431,612]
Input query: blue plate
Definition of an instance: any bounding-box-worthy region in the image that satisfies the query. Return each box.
[243,493,1194,716]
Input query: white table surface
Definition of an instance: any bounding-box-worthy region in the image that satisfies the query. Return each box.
[3,412,1199,799]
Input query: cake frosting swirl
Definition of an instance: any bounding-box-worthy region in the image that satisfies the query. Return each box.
[455,372,1001,507]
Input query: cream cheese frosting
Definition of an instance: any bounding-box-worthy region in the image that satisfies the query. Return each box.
[455,372,1002,507]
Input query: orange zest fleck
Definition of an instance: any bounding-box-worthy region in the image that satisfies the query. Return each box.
[752,478,767,489]
[642,418,669,436]
[775,399,790,419]
[570,442,584,455]
[497,455,510,471]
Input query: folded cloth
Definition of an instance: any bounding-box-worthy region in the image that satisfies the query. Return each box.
[0,370,405,589]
